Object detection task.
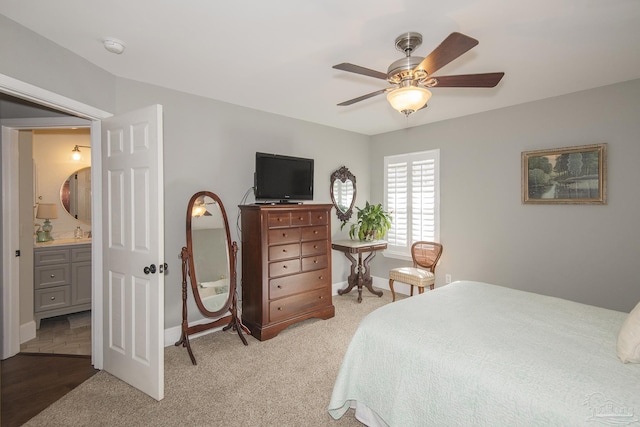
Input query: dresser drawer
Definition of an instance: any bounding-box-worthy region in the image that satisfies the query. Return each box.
[301,225,327,242]
[302,254,328,272]
[268,243,300,261]
[35,265,70,289]
[268,212,291,228]
[35,286,71,312]
[268,228,301,245]
[269,268,329,299]
[269,287,331,323]
[291,212,310,226]
[301,241,325,256]
[34,249,70,266]
[269,259,301,278]
[309,210,329,225]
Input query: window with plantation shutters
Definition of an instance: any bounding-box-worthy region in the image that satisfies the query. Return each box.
[384,149,440,258]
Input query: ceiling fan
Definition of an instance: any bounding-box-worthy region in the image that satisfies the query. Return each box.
[333,32,504,116]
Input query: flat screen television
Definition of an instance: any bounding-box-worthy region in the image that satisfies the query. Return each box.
[254,152,314,203]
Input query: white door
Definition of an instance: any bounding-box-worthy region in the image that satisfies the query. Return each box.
[102,105,164,401]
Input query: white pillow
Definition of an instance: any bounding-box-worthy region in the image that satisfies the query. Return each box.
[617,301,640,363]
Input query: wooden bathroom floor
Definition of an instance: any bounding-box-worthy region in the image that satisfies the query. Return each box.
[20,311,92,356]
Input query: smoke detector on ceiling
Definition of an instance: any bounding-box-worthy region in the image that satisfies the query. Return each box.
[103,37,126,54]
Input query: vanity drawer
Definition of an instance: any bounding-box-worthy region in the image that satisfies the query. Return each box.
[268,243,300,261]
[269,268,329,299]
[302,254,328,272]
[301,241,325,257]
[268,212,291,228]
[34,249,70,266]
[268,227,301,245]
[269,259,301,278]
[35,286,71,312]
[35,265,70,289]
[301,226,327,242]
[269,287,331,323]
[71,246,92,263]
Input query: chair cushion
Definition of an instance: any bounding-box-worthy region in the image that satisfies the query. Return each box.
[389,267,435,287]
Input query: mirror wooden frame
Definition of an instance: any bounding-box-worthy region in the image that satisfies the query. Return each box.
[330,166,357,222]
[175,191,248,364]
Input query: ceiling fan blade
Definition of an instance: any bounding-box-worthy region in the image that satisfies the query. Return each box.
[414,32,479,77]
[333,63,388,80]
[337,88,391,106]
[424,72,505,88]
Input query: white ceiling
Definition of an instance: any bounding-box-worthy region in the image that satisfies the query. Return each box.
[2,0,640,135]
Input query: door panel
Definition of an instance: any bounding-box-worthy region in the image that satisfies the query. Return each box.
[102,105,164,401]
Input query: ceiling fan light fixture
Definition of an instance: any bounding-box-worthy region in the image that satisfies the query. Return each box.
[386,86,432,116]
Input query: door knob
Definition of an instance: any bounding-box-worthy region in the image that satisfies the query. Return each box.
[144,264,157,274]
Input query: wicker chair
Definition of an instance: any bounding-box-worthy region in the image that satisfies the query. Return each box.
[388,241,443,302]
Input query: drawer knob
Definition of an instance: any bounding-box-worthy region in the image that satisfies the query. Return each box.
[277,285,282,289]
[50,296,56,300]
[313,245,318,249]
[319,276,324,280]
[313,260,318,264]
[282,249,287,253]
[298,217,304,221]
[283,265,287,269]
[319,296,324,300]
[277,218,282,222]
[313,230,318,234]
[282,233,287,237]
[50,274,55,278]
[277,307,282,311]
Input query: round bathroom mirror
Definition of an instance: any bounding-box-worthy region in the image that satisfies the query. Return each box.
[60,167,91,225]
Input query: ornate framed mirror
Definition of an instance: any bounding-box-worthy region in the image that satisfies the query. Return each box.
[60,166,91,224]
[176,191,248,364]
[330,166,357,222]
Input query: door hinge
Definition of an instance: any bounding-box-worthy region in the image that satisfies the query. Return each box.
[15,250,20,257]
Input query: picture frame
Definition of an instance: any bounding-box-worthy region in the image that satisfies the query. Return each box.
[522,143,607,204]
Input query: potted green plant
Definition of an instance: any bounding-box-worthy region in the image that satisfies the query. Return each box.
[342,201,392,241]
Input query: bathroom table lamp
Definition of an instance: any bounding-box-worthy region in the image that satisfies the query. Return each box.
[36,203,58,241]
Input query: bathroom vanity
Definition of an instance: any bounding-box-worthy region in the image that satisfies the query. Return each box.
[33,239,91,328]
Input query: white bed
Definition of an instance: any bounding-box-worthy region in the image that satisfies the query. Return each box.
[329,281,640,426]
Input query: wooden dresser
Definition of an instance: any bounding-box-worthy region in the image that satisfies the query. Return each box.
[239,204,334,340]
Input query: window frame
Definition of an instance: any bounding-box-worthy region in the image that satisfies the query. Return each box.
[383,149,440,260]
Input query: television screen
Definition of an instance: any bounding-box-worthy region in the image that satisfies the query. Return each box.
[254,152,314,202]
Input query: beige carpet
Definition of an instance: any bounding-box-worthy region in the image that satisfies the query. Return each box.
[26,288,401,426]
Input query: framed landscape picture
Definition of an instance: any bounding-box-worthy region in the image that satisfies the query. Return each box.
[522,143,607,204]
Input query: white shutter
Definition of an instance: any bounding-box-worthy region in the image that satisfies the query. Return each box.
[386,161,408,247]
[411,158,436,242]
[384,149,439,258]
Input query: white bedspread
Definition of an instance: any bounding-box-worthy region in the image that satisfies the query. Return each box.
[329,281,640,426]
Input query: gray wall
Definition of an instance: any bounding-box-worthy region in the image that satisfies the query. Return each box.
[0,14,116,114]
[0,15,370,330]
[113,78,371,327]
[370,79,640,313]
[2,12,638,336]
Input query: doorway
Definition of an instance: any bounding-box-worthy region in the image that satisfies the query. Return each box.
[0,77,108,367]
[19,127,93,356]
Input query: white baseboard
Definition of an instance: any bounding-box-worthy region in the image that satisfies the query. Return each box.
[164,317,228,347]
[20,320,36,344]
[164,278,414,347]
